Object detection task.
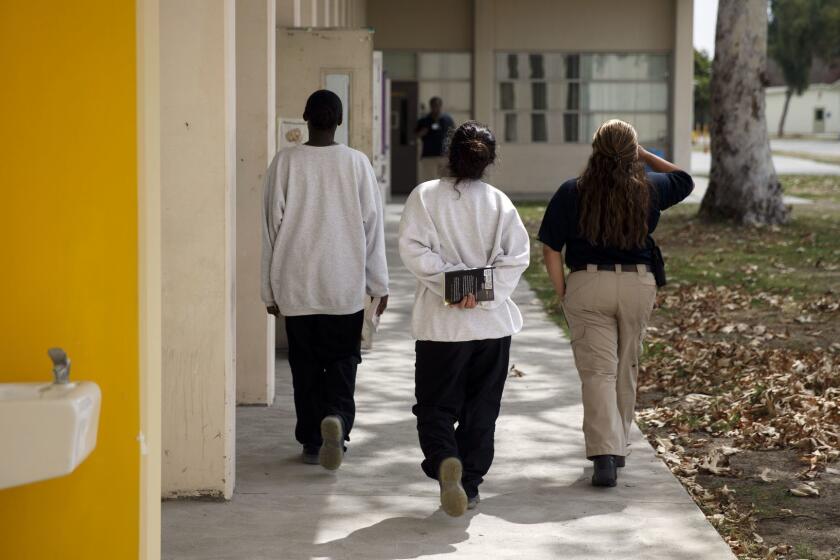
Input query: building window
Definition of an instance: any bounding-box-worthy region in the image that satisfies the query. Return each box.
[504,113,518,142]
[563,113,579,143]
[495,52,670,148]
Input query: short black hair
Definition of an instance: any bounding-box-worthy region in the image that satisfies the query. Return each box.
[303,90,342,130]
[430,96,442,107]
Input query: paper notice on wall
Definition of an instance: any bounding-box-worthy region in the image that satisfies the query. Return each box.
[277,118,309,151]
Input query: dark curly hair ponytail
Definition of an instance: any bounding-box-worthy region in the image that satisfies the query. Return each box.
[447,121,496,185]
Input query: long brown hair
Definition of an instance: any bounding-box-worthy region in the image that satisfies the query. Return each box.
[577,119,651,250]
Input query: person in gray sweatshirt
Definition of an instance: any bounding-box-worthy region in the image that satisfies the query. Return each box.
[399,121,530,516]
[261,90,389,471]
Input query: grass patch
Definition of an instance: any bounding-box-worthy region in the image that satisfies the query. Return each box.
[793,543,818,560]
[655,203,840,298]
[516,202,570,335]
[782,175,840,203]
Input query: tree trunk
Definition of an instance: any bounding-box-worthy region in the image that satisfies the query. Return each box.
[699,0,789,225]
[778,88,792,138]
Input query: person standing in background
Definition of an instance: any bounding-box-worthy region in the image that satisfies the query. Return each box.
[262,90,389,471]
[415,96,455,183]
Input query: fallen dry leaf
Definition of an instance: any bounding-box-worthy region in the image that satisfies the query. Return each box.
[757,468,777,483]
[788,482,820,497]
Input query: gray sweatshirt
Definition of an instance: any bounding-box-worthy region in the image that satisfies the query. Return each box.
[261,144,388,316]
[399,178,530,342]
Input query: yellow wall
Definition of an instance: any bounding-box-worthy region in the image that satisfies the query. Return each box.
[0,2,139,559]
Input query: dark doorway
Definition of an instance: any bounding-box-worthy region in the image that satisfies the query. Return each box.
[390,81,419,195]
[814,107,826,133]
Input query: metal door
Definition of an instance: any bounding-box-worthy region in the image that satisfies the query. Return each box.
[814,107,826,133]
[390,81,419,195]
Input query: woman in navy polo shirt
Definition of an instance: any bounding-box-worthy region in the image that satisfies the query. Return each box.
[538,119,693,487]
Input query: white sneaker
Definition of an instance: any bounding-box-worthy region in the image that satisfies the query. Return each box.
[319,416,344,471]
[438,457,468,517]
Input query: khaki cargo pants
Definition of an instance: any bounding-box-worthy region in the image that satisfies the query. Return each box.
[562,265,657,458]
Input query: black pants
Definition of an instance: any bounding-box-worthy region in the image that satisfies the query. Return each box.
[413,337,511,498]
[285,311,364,448]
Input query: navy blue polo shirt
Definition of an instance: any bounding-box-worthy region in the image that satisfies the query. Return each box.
[538,171,694,267]
[416,113,455,158]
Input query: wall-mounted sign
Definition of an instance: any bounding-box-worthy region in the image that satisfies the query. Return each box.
[277,118,309,151]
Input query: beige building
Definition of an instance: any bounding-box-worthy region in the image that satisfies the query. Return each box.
[369,0,694,195]
[0,2,694,557]
[766,82,840,136]
[159,0,697,503]
[764,58,840,136]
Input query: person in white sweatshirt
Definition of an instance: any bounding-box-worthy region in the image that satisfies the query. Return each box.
[261,90,389,471]
[399,121,530,516]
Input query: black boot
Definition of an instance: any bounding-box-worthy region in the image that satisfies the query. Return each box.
[591,455,617,487]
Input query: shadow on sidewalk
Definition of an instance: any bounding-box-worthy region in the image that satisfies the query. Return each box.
[305,474,624,560]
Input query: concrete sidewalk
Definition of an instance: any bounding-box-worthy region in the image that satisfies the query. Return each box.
[688,151,827,205]
[163,204,735,560]
[691,150,840,176]
[771,138,840,158]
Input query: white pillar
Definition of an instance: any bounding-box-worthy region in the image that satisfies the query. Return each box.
[236,0,277,406]
[277,0,296,27]
[672,0,694,168]
[473,0,496,183]
[308,0,317,27]
[160,0,236,499]
[138,0,162,555]
[293,0,302,26]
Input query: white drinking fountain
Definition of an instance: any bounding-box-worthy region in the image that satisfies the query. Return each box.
[0,348,101,490]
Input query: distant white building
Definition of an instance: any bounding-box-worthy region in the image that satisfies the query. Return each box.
[765,59,840,137]
[766,81,840,136]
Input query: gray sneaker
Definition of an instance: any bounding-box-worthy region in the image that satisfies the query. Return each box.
[319,416,344,471]
[302,446,320,465]
[467,493,481,510]
[438,457,468,517]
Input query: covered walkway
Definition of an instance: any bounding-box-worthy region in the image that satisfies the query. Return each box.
[162,204,735,560]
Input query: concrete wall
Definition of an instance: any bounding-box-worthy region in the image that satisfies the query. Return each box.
[766,84,840,135]
[475,0,678,194]
[367,0,472,50]
[276,28,375,158]
[492,0,674,51]
[0,3,141,557]
[161,0,237,499]
[237,0,277,406]
[349,0,367,27]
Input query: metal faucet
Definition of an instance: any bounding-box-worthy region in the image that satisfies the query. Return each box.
[47,348,71,384]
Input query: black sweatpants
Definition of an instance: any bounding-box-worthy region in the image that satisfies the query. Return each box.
[413,337,511,499]
[285,310,364,448]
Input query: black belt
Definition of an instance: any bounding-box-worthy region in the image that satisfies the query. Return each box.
[570,264,652,273]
